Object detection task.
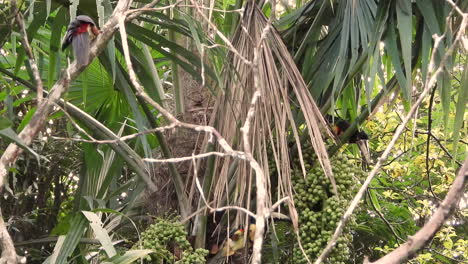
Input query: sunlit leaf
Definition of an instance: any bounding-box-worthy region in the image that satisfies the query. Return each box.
[82,211,117,257]
[102,250,153,264]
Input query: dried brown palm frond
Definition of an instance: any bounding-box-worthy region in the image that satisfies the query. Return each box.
[208,0,335,226]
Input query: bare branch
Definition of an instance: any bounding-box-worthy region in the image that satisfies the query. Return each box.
[241,91,267,264]
[144,152,234,163]
[0,210,25,264]
[15,13,43,102]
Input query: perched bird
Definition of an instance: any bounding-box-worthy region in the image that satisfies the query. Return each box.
[221,228,246,256]
[328,116,371,164]
[62,15,100,66]
[248,224,256,242]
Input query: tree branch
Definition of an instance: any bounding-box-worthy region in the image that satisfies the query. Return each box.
[0,210,25,264]
[425,86,439,199]
[15,13,43,102]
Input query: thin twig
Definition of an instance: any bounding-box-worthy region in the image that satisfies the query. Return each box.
[425,86,439,199]
[366,190,404,244]
[144,151,235,163]
[415,130,463,166]
[15,13,43,102]
[52,123,178,144]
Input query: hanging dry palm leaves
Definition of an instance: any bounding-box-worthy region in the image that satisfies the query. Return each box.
[208,0,336,227]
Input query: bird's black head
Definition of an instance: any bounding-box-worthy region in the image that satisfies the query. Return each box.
[349,130,369,143]
[355,131,369,141]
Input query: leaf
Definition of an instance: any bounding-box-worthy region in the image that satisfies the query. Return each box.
[369,189,381,211]
[17,107,37,132]
[421,24,432,82]
[45,235,66,264]
[48,7,66,89]
[82,211,117,258]
[100,0,116,83]
[45,0,51,17]
[416,0,441,36]
[182,14,202,56]
[330,3,351,114]
[139,15,191,37]
[96,0,105,26]
[416,0,445,60]
[53,213,88,264]
[452,60,467,161]
[384,18,407,102]
[122,38,165,104]
[101,52,154,161]
[443,238,453,250]
[0,116,12,129]
[102,250,153,264]
[396,0,412,102]
[125,23,217,84]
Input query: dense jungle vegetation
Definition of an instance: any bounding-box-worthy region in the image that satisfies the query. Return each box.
[0,0,466,263]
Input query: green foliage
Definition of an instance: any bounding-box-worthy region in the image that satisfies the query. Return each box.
[356,92,467,262]
[292,151,365,263]
[261,221,296,262]
[137,218,208,263]
[0,0,466,263]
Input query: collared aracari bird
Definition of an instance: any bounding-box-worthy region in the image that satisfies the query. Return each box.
[327,116,371,164]
[221,228,246,256]
[61,15,100,66]
[209,224,257,257]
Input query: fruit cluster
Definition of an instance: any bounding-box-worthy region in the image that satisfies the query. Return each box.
[139,218,208,263]
[292,152,364,263]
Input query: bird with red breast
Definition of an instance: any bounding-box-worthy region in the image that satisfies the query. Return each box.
[62,15,101,66]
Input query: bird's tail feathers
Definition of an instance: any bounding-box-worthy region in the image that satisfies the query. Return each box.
[73,33,90,66]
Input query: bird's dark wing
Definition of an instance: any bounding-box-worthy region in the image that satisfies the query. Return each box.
[61,20,80,51]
